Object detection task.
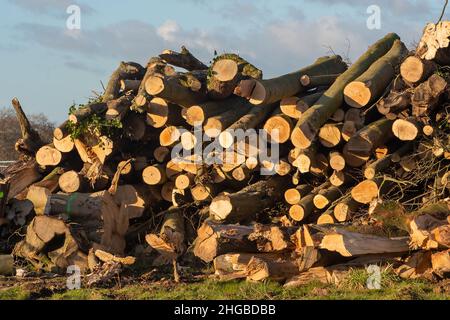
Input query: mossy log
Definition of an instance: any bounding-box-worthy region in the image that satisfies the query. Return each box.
[291,33,400,149]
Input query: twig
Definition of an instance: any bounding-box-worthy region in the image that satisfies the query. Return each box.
[437,0,449,24]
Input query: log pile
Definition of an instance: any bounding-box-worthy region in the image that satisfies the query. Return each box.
[1,25,450,286]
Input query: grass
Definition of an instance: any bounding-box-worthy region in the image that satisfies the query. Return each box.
[1,269,448,300]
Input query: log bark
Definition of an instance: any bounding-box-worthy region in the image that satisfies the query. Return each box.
[194,222,257,262]
[209,176,290,223]
[291,33,400,149]
[103,61,144,102]
[411,74,447,117]
[300,74,340,88]
[104,95,133,121]
[319,228,410,257]
[343,40,407,108]
[159,46,207,71]
[343,118,394,167]
[239,55,347,105]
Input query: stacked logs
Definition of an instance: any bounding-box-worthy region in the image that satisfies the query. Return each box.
[0,24,449,284]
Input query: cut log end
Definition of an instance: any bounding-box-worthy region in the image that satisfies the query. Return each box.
[392,119,419,141]
[351,180,379,204]
[344,81,371,108]
[212,59,239,82]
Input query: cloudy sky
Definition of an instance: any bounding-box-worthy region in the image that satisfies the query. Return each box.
[0,0,446,122]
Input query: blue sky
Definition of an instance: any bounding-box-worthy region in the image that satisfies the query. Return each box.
[0,0,446,122]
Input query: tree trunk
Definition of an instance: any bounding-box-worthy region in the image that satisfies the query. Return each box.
[146,97,185,128]
[343,40,407,108]
[291,33,400,149]
[239,55,347,105]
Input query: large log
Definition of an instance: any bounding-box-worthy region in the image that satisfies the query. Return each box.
[291,33,400,149]
[319,228,410,257]
[343,40,407,108]
[209,176,290,223]
[239,55,347,105]
[208,54,262,100]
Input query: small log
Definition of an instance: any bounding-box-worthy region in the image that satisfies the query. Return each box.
[53,121,70,140]
[363,143,412,179]
[263,111,294,144]
[344,118,394,167]
[400,56,437,84]
[341,121,357,142]
[159,46,207,71]
[185,96,248,126]
[411,74,447,117]
[392,118,420,141]
[119,79,140,93]
[318,123,342,148]
[313,186,343,210]
[203,103,253,138]
[58,170,87,193]
[317,212,336,225]
[104,95,133,121]
[300,74,340,88]
[329,151,346,171]
[154,146,171,163]
[146,97,185,128]
[160,126,182,147]
[280,91,323,119]
[68,102,107,124]
[291,33,400,149]
[142,164,167,186]
[351,179,380,204]
[53,136,75,153]
[161,181,175,202]
[36,146,63,167]
[209,176,289,223]
[377,90,411,115]
[334,198,360,222]
[284,184,314,205]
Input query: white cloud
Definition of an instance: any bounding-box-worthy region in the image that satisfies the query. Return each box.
[157,20,181,42]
